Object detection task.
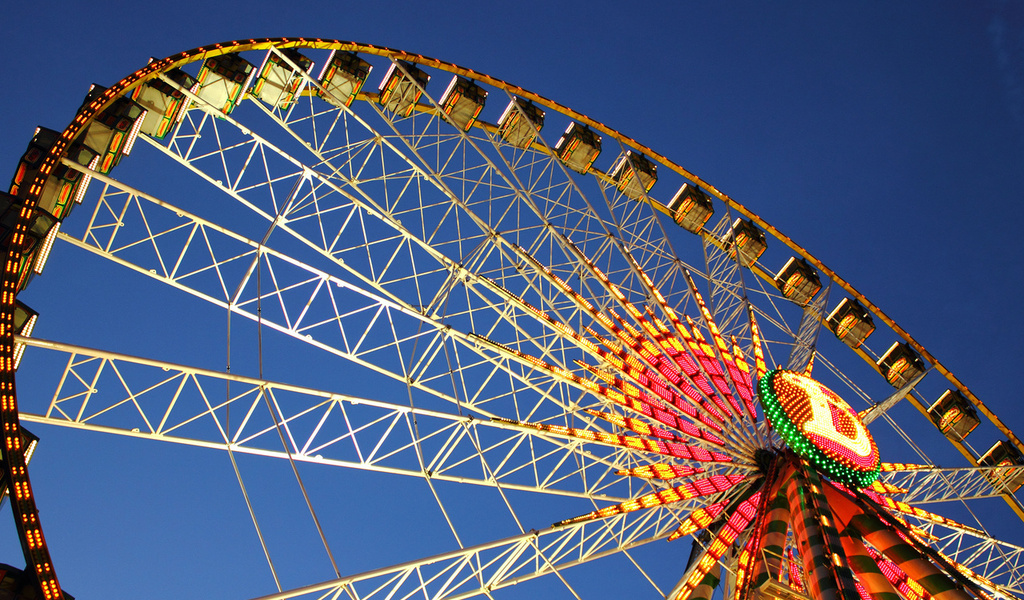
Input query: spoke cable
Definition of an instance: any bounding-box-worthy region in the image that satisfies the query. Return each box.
[255,222,342,578]
[225,300,283,591]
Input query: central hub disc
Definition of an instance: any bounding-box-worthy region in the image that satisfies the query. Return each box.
[758,369,880,488]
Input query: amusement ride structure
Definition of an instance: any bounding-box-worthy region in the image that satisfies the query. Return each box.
[1,39,1022,600]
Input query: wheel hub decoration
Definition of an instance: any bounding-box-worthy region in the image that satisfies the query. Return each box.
[759,369,880,488]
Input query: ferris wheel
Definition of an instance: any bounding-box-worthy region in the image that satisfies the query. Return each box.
[2,38,1023,600]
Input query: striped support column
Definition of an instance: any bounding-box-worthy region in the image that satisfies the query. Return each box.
[735,462,786,600]
[848,514,971,600]
[690,562,722,600]
[838,531,901,600]
[823,485,972,600]
[784,461,860,600]
[751,487,791,589]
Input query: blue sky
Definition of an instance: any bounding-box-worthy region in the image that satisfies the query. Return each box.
[2,2,1023,598]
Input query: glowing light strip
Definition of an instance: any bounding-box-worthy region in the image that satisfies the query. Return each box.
[578,348,726,433]
[788,547,805,592]
[121,108,147,157]
[601,307,722,424]
[854,581,873,600]
[587,409,683,442]
[575,360,725,436]
[31,221,59,275]
[72,154,100,205]
[674,492,762,600]
[668,345,730,419]
[639,277,739,422]
[861,489,985,537]
[662,308,735,417]
[616,464,705,480]
[683,270,757,421]
[879,462,930,472]
[685,316,745,418]
[733,533,758,600]
[733,463,779,600]
[587,406,726,447]
[948,560,1000,596]
[864,545,931,600]
[747,306,768,381]
[803,352,816,378]
[668,499,729,540]
[555,474,747,527]
[479,277,601,356]
[729,337,755,403]
[11,312,35,371]
[866,480,908,495]
[492,417,734,463]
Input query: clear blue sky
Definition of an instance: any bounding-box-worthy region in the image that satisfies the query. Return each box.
[1,2,1023,598]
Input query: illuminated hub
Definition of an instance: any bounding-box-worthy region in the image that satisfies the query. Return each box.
[759,369,880,488]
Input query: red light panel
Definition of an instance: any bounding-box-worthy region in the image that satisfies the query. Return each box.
[617,464,706,479]
[557,474,746,526]
[788,547,805,592]
[673,492,762,599]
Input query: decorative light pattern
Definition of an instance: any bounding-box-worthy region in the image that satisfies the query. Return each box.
[788,547,806,592]
[668,499,730,540]
[880,462,930,472]
[864,545,931,600]
[732,532,757,599]
[861,489,985,537]
[492,417,734,463]
[555,474,748,527]
[448,241,992,600]
[760,370,880,488]
[747,305,768,381]
[616,464,705,480]
[867,480,908,495]
[674,492,763,600]
[682,270,757,420]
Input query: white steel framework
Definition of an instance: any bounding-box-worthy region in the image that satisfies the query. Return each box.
[4,39,1023,600]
